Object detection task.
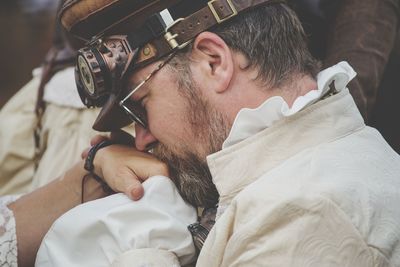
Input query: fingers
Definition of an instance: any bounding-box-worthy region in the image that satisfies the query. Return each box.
[107,166,145,201]
[90,135,108,146]
[93,145,169,201]
[81,134,108,159]
[82,136,146,200]
[125,179,145,201]
[83,131,134,159]
[81,147,90,159]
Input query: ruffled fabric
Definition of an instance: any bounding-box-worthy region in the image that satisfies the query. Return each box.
[222,61,357,148]
[0,195,20,267]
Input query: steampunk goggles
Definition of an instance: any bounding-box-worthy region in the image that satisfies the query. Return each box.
[75,14,167,109]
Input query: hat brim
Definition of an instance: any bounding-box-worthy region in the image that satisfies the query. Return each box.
[92,93,132,132]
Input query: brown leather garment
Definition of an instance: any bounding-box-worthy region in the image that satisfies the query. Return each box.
[323,0,400,120]
[322,0,400,153]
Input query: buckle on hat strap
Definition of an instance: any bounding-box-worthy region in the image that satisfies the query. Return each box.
[208,0,238,23]
[154,0,282,60]
[164,18,192,49]
[163,0,238,50]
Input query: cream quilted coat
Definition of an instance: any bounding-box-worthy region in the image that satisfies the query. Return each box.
[199,88,400,267]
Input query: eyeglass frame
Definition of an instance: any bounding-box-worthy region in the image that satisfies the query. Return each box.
[119,52,177,128]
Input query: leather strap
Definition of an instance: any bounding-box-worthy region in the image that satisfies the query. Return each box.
[60,0,183,41]
[82,139,115,199]
[84,140,113,172]
[134,0,284,68]
[188,206,217,251]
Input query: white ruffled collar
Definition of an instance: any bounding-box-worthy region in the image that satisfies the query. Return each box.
[222,62,357,149]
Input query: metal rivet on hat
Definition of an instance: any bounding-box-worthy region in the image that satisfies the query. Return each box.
[143,46,151,56]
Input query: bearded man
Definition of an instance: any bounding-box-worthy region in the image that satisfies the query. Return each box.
[4,0,400,266]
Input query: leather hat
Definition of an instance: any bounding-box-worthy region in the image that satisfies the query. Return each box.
[59,0,183,41]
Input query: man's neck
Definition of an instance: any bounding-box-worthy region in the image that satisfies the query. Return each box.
[215,64,318,127]
[272,74,318,107]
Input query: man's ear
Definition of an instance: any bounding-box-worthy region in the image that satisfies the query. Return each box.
[191,31,234,93]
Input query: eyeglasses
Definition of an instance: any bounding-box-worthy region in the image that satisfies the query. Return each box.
[119,52,176,128]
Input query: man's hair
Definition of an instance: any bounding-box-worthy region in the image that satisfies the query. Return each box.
[171,3,320,88]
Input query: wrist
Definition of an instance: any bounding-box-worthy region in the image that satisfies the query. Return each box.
[81,174,110,202]
[60,161,109,204]
[85,140,113,177]
[92,146,106,178]
[59,161,88,203]
[83,140,116,202]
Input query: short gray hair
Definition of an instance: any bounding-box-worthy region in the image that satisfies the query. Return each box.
[170,3,320,88]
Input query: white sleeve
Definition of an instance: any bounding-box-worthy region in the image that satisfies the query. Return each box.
[0,195,20,267]
[111,248,181,267]
[35,176,197,267]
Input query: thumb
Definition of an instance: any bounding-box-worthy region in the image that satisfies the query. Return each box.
[124,179,145,201]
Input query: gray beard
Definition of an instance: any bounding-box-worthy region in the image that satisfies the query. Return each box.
[154,65,231,207]
[152,93,229,208]
[153,144,219,208]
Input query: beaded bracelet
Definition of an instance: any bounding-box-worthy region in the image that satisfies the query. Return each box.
[84,140,113,172]
[81,140,114,203]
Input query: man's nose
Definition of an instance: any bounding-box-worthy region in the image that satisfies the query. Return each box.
[134,123,158,151]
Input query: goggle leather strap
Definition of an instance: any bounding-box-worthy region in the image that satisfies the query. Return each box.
[135,0,285,67]
[60,0,183,41]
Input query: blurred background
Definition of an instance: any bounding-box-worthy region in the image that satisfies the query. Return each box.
[0,0,58,108]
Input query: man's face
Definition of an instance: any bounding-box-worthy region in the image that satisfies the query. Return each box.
[127,57,230,207]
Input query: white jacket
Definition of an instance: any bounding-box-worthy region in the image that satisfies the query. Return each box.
[198,64,400,266]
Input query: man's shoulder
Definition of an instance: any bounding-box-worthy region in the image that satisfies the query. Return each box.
[233,127,400,216]
[225,132,400,263]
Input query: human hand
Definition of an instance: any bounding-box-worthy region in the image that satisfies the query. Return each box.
[82,130,169,201]
[94,144,169,200]
[81,130,135,158]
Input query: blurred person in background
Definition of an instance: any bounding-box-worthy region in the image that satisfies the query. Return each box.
[0,0,58,108]
[289,0,400,153]
[18,0,59,13]
[324,0,400,153]
[0,2,101,195]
